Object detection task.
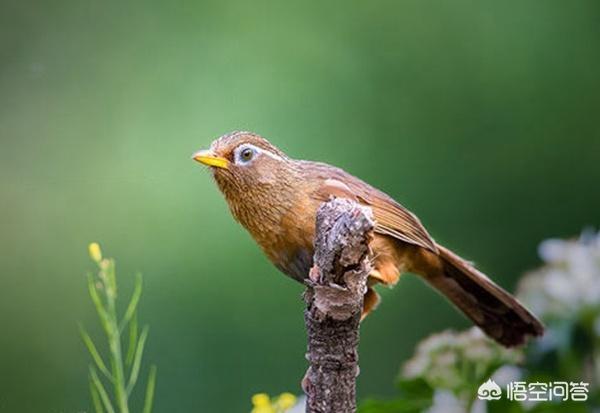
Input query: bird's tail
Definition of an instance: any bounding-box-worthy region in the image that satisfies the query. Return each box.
[424,244,544,347]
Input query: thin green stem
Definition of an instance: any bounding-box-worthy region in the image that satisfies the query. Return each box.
[104,260,130,413]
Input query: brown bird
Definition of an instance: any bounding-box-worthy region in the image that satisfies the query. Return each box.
[193,131,543,347]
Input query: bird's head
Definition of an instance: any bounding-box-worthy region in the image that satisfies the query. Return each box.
[192,131,299,217]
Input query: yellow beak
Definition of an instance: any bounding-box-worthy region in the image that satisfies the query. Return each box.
[192,150,229,169]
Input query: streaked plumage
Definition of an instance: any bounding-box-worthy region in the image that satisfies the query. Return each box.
[194,131,544,347]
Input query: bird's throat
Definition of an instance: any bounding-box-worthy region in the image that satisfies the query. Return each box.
[215,170,303,245]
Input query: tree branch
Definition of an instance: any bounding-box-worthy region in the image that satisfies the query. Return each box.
[303,198,374,413]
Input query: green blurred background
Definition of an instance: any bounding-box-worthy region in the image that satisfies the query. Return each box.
[1,0,599,411]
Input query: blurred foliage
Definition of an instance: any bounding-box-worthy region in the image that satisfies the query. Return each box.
[359,232,600,412]
[1,0,599,411]
[81,243,156,413]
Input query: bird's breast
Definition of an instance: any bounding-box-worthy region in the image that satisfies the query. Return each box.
[250,193,319,282]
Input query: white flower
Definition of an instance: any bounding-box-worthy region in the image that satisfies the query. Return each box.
[402,327,522,394]
[426,390,465,413]
[491,365,522,386]
[518,230,600,317]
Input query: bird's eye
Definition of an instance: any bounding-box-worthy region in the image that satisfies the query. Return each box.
[239,147,254,163]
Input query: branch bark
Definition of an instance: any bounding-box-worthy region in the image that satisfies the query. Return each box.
[303,198,374,413]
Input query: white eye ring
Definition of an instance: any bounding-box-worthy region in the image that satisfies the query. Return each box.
[234,145,258,165]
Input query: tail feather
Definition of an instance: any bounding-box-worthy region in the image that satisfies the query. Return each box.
[427,244,544,347]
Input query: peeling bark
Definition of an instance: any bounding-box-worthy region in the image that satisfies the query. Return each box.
[303,198,374,413]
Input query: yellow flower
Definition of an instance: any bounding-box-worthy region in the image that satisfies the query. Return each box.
[275,393,297,411]
[251,392,297,413]
[251,407,274,413]
[251,393,274,413]
[252,393,270,407]
[88,242,102,262]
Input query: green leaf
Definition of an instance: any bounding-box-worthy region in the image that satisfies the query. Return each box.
[79,325,113,382]
[358,398,431,413]
[120,273,142,333]
[89,377,105,413]
[142,365,157,413]
[487,398,525,413]
[125,313,138,368]
[359,379,434,413]
[90,367,116,413]
[528,400,589,413]
[396,378,434,400]
[126,325,149,395]
[87,274,112,336]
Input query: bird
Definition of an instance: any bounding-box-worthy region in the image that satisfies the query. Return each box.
[193,131,543,347]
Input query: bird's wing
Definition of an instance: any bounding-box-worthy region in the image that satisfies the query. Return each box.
[356,187,437,252]
[305,161,437,253]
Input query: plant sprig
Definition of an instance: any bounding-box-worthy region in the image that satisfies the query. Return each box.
[81,243,156,413]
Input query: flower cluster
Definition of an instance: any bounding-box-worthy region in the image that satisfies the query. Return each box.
[402,327,522,397]
[517,230,600,319]
[251,392,297,413]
